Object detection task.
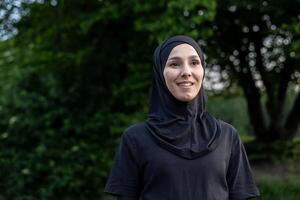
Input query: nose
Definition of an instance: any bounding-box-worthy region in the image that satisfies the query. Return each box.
[181,62,192,77]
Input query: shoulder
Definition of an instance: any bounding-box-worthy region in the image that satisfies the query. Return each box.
[218,119,238,133]
[122,122,149,145]
[214,120,246,159]
[122,122,156,153]
[121,122,151,163]
[124,122,147,137]
[217,119,241,143]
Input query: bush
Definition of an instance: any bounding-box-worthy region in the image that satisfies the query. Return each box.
[257,178,300,200]
[245,139,300,164]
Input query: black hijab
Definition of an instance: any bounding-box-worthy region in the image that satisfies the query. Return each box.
[146,35,221,159]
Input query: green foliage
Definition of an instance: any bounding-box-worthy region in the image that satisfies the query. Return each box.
[0,1,149,198]
[208,0,300,142]
[0,0,217,199]
[1,0,299,199]
[206,93,252,135]
[245,139,300,164]
[207,92,300,163]
[133,0,216,42]
[257,178,300,200]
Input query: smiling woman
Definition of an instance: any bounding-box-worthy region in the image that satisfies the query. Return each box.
[104,35,260,200]
[163,43,204,102]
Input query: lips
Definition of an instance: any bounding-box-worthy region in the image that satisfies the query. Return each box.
[177,81,194,87]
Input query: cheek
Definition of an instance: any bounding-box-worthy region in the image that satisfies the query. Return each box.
[196,67,204,81]
[163,70,176,85]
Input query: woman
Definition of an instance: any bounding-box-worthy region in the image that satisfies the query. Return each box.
[104,35,260,200]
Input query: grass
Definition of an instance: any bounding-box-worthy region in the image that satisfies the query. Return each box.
[256,178,300,200]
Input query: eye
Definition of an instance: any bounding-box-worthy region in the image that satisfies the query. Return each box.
[191,60,200,66]
[168,62,179,67]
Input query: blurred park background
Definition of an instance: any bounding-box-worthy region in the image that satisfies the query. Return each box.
[0,0,300,199]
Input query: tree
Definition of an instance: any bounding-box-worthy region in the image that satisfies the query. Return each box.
[0,0,152,198]
[207,0,300,143]
[0,0,217,198]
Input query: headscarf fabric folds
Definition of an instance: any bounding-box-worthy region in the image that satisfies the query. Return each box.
[146,35,221,159]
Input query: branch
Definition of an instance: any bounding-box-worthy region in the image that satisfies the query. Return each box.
[238,51,266,138]
[253,35,275,102]
[277,58,295,103]
[252,33,281,129]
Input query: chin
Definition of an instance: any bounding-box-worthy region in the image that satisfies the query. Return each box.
[176,94,197,102]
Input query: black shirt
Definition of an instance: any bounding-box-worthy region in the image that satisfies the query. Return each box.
[104,121,259,200]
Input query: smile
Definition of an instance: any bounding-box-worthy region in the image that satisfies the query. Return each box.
[177,82,194,87]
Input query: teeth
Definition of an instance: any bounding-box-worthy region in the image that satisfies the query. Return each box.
[179,82,193,86]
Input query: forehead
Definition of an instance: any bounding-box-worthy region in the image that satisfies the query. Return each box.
[168,43,199,58]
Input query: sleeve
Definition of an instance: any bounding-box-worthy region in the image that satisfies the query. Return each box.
[226,132,260,200]
[104,132,140,199]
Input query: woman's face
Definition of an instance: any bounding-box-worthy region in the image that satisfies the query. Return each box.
[163,44,204,102]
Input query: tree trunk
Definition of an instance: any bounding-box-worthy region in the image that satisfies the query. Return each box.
[240,56,300,143]
[236,50,267,140]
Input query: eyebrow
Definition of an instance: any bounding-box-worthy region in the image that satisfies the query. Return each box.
[167,55,200,61]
